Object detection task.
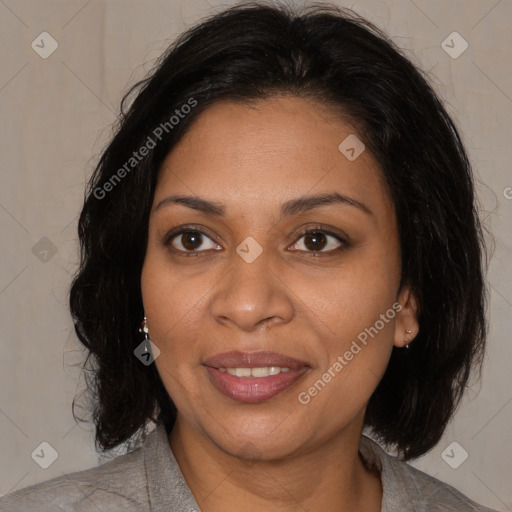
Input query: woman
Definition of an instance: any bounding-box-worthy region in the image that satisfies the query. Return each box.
[0,1,499,511]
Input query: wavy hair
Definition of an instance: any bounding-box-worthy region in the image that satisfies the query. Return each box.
[69,0,491,460]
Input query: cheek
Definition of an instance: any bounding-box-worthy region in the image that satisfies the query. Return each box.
[141,264,205,413]
[141,248,200,332]
[141,255,193,372]
[140,251,213,382]
[299,244,399,401]
[308,242,399,334]
[300,313,395,431]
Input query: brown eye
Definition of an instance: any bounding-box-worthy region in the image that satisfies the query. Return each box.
[290,229,346,254]
[303,232,328,251]
[168,230,219,253]
[181,231,202,250]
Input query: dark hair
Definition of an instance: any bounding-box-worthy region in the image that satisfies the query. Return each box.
[70,0,491,461]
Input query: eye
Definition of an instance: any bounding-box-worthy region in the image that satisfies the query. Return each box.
[165,228,220,254]
[289,228,347,254]
[163,225,348,256]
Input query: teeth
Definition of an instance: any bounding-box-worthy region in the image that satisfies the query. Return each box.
[235,368,252,377]
[219,366,291,377]
[251,367,269,377]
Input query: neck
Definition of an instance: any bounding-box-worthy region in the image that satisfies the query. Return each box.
[168,415,382,512]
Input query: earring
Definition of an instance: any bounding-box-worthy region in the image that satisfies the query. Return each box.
[139,316,151,352]
[136,315,161,364]
[404,329,412,349]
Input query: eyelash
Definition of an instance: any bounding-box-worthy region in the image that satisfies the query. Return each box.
[162,224,349,258]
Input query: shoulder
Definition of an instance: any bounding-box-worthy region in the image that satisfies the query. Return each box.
[0,441,149,512]
[359,434,499,512]
[390,458,499,512]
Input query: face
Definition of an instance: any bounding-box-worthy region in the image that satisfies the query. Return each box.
[141,95,418,460]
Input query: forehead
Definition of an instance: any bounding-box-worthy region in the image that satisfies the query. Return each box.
[155,95,392,218]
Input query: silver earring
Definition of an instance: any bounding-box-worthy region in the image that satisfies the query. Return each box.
[136,315,161,365]
[139,316,151,351]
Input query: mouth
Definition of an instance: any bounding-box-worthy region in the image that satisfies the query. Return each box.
[203,351,310,403]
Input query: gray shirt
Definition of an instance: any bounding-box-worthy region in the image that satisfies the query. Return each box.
[0,424,499,511]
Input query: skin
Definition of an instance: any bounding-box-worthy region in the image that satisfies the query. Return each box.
[140,95,419,512]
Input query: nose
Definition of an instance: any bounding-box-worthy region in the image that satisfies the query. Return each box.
[210,250,295,332]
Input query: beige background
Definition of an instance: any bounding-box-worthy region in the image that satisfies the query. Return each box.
[0,0,511,509]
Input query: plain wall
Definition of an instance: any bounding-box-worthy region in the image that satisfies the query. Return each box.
[0,0,511,510]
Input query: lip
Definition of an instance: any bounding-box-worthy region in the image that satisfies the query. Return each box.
[203,350,308,369]
[203,351,310,403]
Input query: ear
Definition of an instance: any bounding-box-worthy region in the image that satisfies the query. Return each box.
[393,286,420,348]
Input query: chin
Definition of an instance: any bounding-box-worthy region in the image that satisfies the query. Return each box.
[200,408,309,461]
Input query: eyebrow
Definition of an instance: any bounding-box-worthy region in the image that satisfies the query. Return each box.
[154,192,372,218]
